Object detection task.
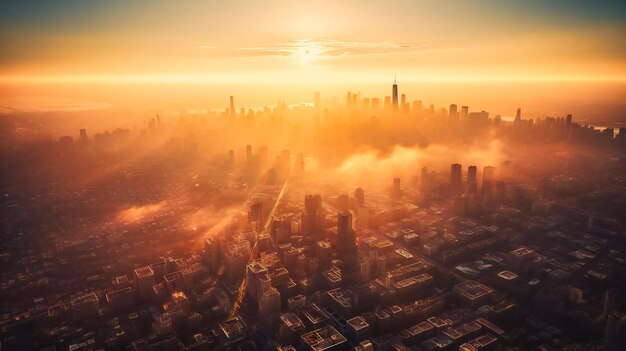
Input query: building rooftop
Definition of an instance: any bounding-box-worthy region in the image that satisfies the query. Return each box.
[301,304,329,326]
[455,280,493,300]
[497,270,519,280]
[134,266,154,278]
[347,316,369,330]
[511,246,533,257]
[300,325,347,351]
[280,312,305,330]
[219,316,247,341]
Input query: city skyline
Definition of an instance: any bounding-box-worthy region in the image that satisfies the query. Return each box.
[2,1,626,122]
[1,2,625,351]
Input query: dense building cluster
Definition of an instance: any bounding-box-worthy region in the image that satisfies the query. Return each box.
[1,84,625,350]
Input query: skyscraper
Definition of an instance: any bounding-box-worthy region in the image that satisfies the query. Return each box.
[501,160,512,179]
[248,201,263,224]
[449,104,458,120]
[450,163,462,193]
[421,167,429,192]
[337,211,357,267]
[467,165,478,194]
[228,149,235,164]
[230,96,235,118]
[355,188,365,207]
[79,128,87,142]
[393,177,401,196]
[246,145,252,163]
[302,195,323,241]
[482,166,496,191]
[515,107,521,122]
[371,98,380,111]
[392,77,398,109]
[461,106,469,119]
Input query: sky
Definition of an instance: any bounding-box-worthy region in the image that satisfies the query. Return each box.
[1,0,625,119]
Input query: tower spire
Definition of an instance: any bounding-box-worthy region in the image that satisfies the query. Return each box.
[392,75,399,109]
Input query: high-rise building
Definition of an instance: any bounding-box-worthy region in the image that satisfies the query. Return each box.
[70,292,99,322]
[421,167,429,192]
[413,100,423,112]
[461,106,469,119]
[450,163,462,193]
[355,188,365,207]
[300,325,348,351]
[500,160,512,179]
[230,96,235,118]
[449,104,458,120]
[392,77,399,109]
[259,287,281,319]
[305,194,322,214]
[371,97,380,111]
[393,177,401,195]
[515,107,521,122]
[482,166,496,191]
[354,206,369,230]
[134,266,155,300]
[79,128,88,144]
[302,195,323,241]
[467,166,478,194]
[246,145,252,163]
[338,211,357,266]
[295,153,305,176]
[246,262,269,300]
[204,239,219,271]
[337,194,350,212]
[248,201,263,225]
[362,97,370,109]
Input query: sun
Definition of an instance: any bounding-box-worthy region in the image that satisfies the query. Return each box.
[290,39,324,64]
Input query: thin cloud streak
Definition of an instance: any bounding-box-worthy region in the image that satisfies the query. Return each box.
[194,39,431,58]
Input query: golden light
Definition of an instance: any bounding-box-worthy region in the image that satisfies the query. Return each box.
[289,39,325,64]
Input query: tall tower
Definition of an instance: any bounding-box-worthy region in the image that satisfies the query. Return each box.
[355,188,365,207]
[230,96,236,118]
[461,106,469,119]
[467,165,477,194]
[482,166,496,191]
[449,104,458,120]
[302,195,323,242]
[337,211,357,267]
[392,76,398,109]
[246,145,252,163]
[450,163,462,193]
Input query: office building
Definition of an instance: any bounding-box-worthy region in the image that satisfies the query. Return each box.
[392,78,399,109]
[451,163,462,193]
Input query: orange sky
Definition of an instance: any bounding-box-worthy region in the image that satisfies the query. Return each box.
[1,1,625,119]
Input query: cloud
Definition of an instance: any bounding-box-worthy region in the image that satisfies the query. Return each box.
[194,39,431,59]
[117,201,166,223]
[0,97,112,113]
[308,141,505,187]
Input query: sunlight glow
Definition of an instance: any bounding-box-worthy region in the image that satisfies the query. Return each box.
[288,39,325,64]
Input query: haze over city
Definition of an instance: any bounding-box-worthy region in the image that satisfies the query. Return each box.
[1,1,625,351]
